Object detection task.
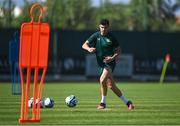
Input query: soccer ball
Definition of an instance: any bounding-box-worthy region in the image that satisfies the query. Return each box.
[44,97,54,108]
[65,95,78,107]
[28,98,44,108]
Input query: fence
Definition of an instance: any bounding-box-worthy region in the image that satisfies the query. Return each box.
[0,29,180,81]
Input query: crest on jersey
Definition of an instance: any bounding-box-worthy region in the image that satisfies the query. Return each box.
[105,38,111,43]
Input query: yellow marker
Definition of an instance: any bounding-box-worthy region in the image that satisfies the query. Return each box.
[160,54,170,84]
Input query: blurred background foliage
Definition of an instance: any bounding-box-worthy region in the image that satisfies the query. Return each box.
[0,0,180,32]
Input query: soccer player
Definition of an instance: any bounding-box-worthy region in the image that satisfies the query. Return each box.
[82,19,134,110]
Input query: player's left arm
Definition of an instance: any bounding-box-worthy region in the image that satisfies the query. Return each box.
[112,35,121,61]
[112,46,121,61]
[103,46,121,63]
[103,34,121,63]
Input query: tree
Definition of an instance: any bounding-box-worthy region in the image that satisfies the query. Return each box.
[129,0,180,32]
[46,0,93,30]
[0,0,180,32]
[0,0,15,28]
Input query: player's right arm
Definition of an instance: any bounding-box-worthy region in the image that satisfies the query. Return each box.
[82,41,96,53]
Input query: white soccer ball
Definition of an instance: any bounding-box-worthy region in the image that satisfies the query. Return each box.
[28,98,33,108]
[44,97,54,108]
[65,95,78,107]
[28,98,44,108]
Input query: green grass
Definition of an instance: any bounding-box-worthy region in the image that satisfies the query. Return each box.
[0,82,180,125]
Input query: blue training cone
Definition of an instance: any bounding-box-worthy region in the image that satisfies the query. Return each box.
[9,31,21,95]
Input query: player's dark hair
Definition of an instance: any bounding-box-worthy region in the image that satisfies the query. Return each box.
[100,19,109,26]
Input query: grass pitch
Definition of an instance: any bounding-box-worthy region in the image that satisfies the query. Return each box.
[0,82,180,125]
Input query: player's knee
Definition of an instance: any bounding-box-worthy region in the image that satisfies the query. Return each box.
[99,78,106,86]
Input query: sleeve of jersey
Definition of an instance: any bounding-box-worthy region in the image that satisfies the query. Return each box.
[87,33,97,45]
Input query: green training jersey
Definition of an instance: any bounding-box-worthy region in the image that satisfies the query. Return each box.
[87,31,119,73]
